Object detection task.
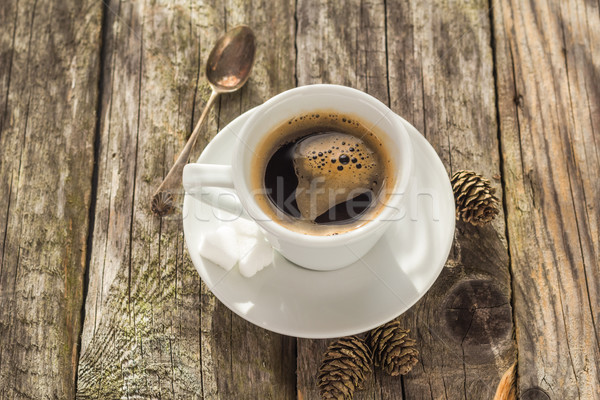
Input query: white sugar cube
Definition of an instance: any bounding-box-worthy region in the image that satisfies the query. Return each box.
[238,238,274,278]
[238,234,259,259]
[198,226,239,271]
[231,217,260,238]
[233,218,265,259]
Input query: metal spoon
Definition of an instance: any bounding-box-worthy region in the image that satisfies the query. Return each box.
[151,25,256,216]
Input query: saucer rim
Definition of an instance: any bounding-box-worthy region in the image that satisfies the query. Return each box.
[182,107,454,338]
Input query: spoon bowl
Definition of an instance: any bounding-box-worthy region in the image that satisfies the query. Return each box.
[207,25,256,93]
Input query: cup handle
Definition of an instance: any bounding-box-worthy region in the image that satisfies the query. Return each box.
[183,164,234,190]
[183,164,246,217]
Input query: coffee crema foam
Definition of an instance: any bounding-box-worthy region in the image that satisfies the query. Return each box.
[293,132,381,220]
[251,111,395,236]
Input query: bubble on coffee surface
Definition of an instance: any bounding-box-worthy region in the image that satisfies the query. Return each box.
[293,132,381,220]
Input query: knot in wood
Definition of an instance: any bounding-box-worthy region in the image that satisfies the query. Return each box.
[443,280,512,347]
[522,388,551,400]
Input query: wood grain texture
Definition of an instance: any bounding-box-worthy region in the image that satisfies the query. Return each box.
[0,0,102,398]
[77,1,219,397]
[387,0,517,398]
[295,0,391,398]
[387,0,520,398]
[1,0,597,398]
[205,0,298,398]
[492,0,600,397]
[76,0,296,398]
[296,0,516,399]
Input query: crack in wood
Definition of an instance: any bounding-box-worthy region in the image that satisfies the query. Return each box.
[0,0,19,142]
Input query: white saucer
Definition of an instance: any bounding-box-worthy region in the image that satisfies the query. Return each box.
[182,108,455,339]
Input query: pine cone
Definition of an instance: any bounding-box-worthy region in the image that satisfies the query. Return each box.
[366,320,419,376]
[451,170,499,226]
[317,336,373,400]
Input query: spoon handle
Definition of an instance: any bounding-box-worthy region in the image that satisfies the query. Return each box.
[151,90,219,216]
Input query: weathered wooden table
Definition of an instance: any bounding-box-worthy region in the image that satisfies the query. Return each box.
[1,0,598,398]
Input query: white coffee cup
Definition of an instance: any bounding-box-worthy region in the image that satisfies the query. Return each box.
[183,84,414,270]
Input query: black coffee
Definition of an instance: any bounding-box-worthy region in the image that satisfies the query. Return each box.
[264,132,377,224]
[251,112,393,235]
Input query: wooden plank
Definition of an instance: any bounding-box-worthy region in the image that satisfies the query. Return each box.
[492,0,600,397]
[386,0,517,398]
[76,0,297,398]
[0,0,102,398]
[296,0,517,399]
[203,0,298,398]
[294,0,393,399]
[76,1,219,397]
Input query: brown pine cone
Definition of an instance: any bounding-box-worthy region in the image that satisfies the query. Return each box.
[317,336,373,400]
[366,320,419,376]
[451,170,499,226]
